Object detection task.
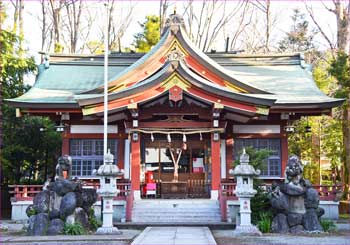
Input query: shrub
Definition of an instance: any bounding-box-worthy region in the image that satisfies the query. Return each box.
[26,208,37,217]
[251,186,271,224]
[87,208,101,231]
[63,223,86,235]
[257,212,272,233]
[320,219,337,232]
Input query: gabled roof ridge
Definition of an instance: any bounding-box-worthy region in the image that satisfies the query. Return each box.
[76,59,276,108]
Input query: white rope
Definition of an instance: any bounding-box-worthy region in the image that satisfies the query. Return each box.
[129,128,224,135]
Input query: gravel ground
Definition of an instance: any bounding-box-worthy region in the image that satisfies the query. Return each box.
[212,230,350,245]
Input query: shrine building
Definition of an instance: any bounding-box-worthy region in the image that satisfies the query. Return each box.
[8,14,343,202]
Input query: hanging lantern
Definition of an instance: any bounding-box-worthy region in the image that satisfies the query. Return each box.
[151,133,154,142]
[200,132,203,141]
[183,134,187,142]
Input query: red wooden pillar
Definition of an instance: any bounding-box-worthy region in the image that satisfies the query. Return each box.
[225,138,234,180]
[131,134,141,192]
[281,132,288,178]
[211,133,221,192]
[118,138,125,170]
[61,133,69,155]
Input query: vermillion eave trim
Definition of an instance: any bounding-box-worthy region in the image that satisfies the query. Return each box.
[78,61,275,116]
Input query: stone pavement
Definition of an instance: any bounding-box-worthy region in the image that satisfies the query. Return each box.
[212,230,350,245]
[131,226,216,245]
[1,229,141,244]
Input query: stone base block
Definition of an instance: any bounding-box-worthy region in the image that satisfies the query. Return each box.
[96,226,122,235]
[233,225,262,236]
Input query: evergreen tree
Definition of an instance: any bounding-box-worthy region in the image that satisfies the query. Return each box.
[279,8,316,53]
[1,5,61,184]
[329,52,350,193]
[288,55,344,185]
[133,15,160,52]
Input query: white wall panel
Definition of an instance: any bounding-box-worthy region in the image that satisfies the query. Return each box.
[233,125,280,134]
[70,125,118,134]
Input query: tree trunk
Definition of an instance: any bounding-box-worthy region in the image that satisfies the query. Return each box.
[334,0,350,52]
[342,99,350,197]
[265,0,270,52]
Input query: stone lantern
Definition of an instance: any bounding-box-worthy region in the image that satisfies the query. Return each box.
[95,149,124,235]
[230,148,261,235]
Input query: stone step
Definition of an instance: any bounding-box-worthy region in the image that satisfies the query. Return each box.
[131,199,221,223]
[133,211,220,216]
[133,203,219,208]
[132,213,221,218]
[131,218,221,222]
[132,207,220,211]
[131,218,221,223]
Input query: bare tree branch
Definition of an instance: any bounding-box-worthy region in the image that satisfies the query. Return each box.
[305,3,335,52]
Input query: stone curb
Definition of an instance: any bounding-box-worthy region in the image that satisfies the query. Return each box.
[1,230,140,244]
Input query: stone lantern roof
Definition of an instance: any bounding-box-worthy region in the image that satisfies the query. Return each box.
[231,148,261,176]
[96,149,123,177]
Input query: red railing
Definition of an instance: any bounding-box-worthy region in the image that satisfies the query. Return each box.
[220,182,237,200]
[313,184,343,201]
[83,181,131,200]
[219,182,344,202]
[8,185,43,202]
[8,181,131,201]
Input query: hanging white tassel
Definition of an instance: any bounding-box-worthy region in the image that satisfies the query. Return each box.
[151,133,154,142]
[183,134,187,142]
[199,132,203,141]
[167,133,171,143]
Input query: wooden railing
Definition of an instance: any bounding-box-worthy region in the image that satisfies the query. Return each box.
[218,182,344,222]
[219,182,344,202]
[313,184,343,201]
[8,181,131,202]
[8,185,43,202]
[82,181,131,200]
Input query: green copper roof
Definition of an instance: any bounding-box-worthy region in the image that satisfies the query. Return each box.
[223,64,343,106]
[7,53,344,109]
[7,63,128,106]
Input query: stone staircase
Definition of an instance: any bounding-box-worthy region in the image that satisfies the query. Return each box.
[131,199,222,223]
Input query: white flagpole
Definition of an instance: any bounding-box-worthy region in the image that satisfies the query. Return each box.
[103,2,109,159]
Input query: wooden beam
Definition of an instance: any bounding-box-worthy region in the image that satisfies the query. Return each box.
[23,109,82,114]
[125,121,227,129]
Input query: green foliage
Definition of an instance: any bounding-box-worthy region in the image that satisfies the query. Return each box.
[329,52,350,100]
[320,219,337,232]
[26,208,37,217]
[63,223,86,235]
[329,51,350,197]
[251,186,271,224]
[238,147,272,224]
[257,212,272,233]
[88,208,101,231]
[244,147,271,174]
[1,9,61,184]
[288,54,344,185]
[133,15,160,52]
[339,214,350,219]
[279,8,316,52]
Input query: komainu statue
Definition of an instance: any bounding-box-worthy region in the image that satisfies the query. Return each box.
[269,155,324,233]
[55,155,72,180]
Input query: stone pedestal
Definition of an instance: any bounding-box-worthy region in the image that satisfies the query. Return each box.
[96,196,121,235]
[95,150,123,235]
[230,149,261,236]
[233,197,262,236]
